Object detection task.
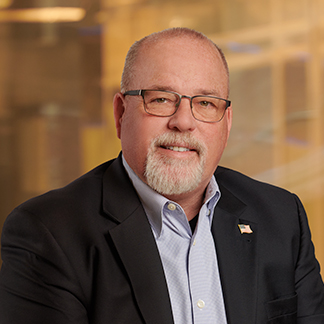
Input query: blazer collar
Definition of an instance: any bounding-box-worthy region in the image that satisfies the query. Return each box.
[102,159,258,324]
[214,168,258,324]
[102,154,174,324]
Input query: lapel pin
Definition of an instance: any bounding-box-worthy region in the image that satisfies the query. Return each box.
[238,224,253,234]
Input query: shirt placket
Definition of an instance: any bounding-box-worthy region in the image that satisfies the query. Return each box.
[158,202,193,324]
[188,204,227,324]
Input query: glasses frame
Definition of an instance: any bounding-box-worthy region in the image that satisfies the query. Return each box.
[123,89,231,123]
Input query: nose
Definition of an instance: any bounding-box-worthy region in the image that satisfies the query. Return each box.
[167,96,197,132]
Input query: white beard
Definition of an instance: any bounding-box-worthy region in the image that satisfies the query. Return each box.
[144,132,207,196]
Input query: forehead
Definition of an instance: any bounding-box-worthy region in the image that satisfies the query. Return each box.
[139,36,222,69]
[131,36,228,95]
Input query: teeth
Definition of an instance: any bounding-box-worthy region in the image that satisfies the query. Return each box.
[166,146,190,152]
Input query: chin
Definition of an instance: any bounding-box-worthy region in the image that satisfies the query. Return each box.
[144,155,204,196]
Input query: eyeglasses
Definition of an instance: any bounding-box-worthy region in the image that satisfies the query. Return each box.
[123,89,231,123]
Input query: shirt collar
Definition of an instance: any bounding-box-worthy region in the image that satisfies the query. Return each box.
[122,155,221,237]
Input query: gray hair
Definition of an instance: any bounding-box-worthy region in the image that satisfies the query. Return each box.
[120,27,229,94]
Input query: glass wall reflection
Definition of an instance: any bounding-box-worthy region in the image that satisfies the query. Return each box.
[0,0,323,268]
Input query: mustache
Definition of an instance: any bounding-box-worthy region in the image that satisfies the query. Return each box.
[152,132,206,156]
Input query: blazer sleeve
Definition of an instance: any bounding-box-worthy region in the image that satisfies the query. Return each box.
[0,208,89,324]
[294,194,324,323]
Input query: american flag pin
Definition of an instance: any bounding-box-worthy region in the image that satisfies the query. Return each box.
[238,224,253,234]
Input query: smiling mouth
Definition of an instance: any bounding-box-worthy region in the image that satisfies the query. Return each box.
[164,146,191,152]
[153,133,203,156]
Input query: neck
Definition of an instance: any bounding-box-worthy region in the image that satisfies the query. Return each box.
[164,186,206,221]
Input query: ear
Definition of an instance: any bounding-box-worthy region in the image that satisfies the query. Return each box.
[224,104,233,145]
[113,92,126,139]
[226,104,233,137]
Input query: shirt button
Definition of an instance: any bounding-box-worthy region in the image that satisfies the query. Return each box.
[193,239,197,246]
[207,209,211,216]
[197,299,205,309]
[167,203,176,211]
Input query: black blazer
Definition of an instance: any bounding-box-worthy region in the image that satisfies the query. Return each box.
[1,154,324,324]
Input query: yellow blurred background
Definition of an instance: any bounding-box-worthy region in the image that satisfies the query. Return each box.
[0,0,323,270]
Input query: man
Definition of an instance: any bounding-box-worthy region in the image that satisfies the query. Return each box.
[0,28,323,324]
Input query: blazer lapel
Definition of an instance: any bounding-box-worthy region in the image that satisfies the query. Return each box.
[102,155,174,324]
[212,184,258,324]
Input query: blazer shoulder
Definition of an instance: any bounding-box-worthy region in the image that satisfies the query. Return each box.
[215,165,292,195]
[214,166,299,214]
[7,159,116,226]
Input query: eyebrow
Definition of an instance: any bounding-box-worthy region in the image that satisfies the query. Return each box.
[199,89,222,97]
[147,85,222,97]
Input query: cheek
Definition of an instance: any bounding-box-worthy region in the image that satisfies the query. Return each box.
[120,116,144,155]
[204,126,229,165]
[119,114,157,177]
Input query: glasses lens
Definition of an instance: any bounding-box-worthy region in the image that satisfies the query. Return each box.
[192,96,227,122]
[143,90,178,116]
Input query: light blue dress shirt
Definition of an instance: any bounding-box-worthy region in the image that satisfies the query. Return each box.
[122,157,227,324]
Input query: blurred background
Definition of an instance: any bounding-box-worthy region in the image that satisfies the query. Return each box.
[0,0,323,269]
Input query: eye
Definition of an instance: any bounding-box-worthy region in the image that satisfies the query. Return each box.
[144,91,178,107]
[154,97,168,104]
[198,100,215,108]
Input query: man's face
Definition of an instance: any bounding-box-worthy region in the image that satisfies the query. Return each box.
[114,36,232,198]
